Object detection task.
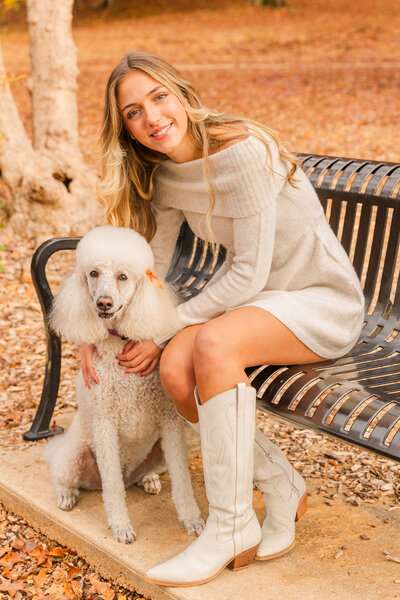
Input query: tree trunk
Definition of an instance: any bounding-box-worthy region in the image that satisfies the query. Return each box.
[27,0,80,163]
[0,0,99,238]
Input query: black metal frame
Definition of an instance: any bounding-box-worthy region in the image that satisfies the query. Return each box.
[24,153,400,462]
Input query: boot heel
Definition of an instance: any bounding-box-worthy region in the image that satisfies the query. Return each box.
[228,544,259,571]
[295,491,307,522]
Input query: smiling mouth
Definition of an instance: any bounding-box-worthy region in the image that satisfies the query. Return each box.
[150,123,172,137]
[98,305,123,319]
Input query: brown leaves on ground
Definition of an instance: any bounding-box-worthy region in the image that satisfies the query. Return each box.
[0,505,142,600]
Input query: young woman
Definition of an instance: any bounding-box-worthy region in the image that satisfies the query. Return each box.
[81,50,364,587]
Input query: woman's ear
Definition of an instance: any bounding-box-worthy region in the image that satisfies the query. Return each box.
[117,274,177,342]
[48,271,107,345]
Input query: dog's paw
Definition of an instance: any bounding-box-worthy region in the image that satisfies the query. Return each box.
[140,472,162,495]
[113,524,137,544]
[57,489,79,511]
[184,517,205,537]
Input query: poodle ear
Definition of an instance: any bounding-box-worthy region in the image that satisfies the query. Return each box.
[48,271,106,345]
[117,274,177,342]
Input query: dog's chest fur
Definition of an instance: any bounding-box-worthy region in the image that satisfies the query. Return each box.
[85,336,173,441]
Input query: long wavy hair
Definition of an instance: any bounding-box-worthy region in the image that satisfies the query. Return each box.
[98,50,299,244]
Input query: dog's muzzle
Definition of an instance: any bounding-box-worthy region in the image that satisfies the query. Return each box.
[98,305,123,319]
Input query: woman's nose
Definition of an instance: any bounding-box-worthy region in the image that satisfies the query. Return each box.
[145,105,161,126]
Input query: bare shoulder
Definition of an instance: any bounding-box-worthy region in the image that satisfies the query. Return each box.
[207,124,250,154]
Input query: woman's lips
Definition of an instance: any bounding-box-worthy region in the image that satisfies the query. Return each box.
[150,123,172,139]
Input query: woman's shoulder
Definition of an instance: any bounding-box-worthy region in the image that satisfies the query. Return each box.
[207,124,250,155]
[205,126,283,175]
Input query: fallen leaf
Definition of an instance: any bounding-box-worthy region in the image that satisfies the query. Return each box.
[48,546,70,557]
[0,550,24,569]
[44,580,68,597]
[66,565,83,581]
[63,580,76,599]
[71,579,83,596]
[28,544,48,566]
[89,574,114,600]
[0,577,27,598]
[34,568,48,588]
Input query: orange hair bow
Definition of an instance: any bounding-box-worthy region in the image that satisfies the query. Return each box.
[146,269,164,290]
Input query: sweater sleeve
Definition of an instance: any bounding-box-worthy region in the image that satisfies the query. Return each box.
[150,201,185,280]
[152,205,276,346]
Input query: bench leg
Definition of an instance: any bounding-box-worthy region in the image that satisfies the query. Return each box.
[23,325,64,441]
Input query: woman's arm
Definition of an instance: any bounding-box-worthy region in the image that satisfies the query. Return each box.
[153,205,276,346]
[150,201,185,280]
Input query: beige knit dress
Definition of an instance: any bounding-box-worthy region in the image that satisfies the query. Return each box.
[150,134,365,358]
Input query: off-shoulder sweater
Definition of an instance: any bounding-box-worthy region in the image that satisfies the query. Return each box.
[150,135,365,359]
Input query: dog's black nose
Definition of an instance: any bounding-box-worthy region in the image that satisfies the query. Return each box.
[97,296,113,311]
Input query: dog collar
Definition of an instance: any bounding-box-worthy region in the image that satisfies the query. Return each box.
[108,329,128,341]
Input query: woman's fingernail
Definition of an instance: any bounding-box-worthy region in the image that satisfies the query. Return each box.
[95,379,99,384]
[140,373,144,377]
[125,370,129,374]
[118,361,121,365]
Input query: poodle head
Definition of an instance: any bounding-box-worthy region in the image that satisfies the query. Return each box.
[49,226,176,345]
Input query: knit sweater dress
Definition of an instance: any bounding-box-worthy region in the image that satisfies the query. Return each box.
[150,134,365,359]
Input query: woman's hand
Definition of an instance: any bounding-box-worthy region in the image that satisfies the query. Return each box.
[80,342,102,389]
[116,339,162,376]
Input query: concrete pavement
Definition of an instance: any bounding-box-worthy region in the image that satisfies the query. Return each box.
[0,413,399,600]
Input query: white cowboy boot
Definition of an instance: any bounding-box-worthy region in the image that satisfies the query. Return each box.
[145,383,261,587]
[185,387,307,561]
[253,426,307,560]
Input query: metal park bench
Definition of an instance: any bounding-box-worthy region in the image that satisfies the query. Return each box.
[25,153,400,464]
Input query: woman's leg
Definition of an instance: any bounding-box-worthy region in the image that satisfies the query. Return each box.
[160,306,323,417]
[159,323,201,422]
[193,306,324,402]
[157,306,321,570]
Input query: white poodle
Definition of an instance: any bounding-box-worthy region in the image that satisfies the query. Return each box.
[43,225,204,544]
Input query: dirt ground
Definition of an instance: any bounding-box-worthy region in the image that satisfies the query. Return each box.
[0,0,400,598]
[2,0,400,169]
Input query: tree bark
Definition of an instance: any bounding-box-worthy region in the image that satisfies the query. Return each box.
[0,0,99,238]
[27,0,80,163]
[0,42,70,235]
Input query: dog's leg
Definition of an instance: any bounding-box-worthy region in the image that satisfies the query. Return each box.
[161,417,205,537]
[124,438,165,491]
[43,411,99,511]
[130,438,165,494]
[92,416,136,544]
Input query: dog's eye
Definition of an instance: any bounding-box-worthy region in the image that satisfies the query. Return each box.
[118,274,128,281]
[89,271,98,278]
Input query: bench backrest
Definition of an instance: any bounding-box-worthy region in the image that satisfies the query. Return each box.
[167,154,400,337]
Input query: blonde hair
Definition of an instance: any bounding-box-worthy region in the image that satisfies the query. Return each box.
[98,50,299,245]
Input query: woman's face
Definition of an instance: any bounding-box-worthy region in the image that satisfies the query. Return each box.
[117,70,198,163]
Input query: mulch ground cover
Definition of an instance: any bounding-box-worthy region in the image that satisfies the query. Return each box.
[1,0,400,597]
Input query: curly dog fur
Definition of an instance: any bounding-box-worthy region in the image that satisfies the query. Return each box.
[43,226,204,543]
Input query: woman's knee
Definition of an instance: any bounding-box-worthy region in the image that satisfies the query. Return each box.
[159,347,193,406]
[193,323,226,372]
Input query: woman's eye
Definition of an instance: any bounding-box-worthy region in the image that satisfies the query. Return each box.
[155,93,167,101]
[127,109,139,119]
[89,271,98,278]
[118,274,128,281]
